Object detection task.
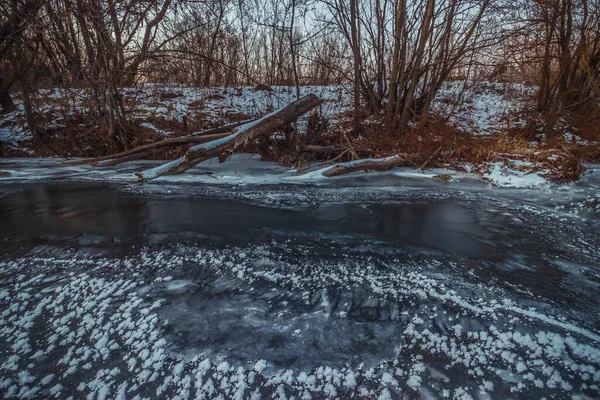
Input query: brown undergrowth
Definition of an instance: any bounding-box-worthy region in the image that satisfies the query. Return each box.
[2,100,598,183]
[0,96,253,160]
[268,110,600,182]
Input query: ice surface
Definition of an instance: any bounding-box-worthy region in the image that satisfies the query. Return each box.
[0,177,599,398]
[1,240,599,398]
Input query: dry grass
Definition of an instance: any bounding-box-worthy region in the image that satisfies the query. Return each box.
[314,111,599,182]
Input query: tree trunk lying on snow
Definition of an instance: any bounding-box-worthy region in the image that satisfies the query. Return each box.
[60,94,410,181]
[63,119,255,166]
[136,93,323,180]
[322,155,407,177]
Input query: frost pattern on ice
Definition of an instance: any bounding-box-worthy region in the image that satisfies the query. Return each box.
[1,244,599,399]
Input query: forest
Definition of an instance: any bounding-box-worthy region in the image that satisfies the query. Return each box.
[1,0,599,183]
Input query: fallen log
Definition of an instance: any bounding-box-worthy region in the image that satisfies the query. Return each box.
[322,155,407,177]
[136,94,323,180]
[91,132,234,167]
[63,119,254,166]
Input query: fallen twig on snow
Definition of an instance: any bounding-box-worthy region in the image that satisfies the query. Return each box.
[296,149,350,172]
[418,145,442,171]
[95,149,158,166]
[322,155,408,177]
[301,145,343,154]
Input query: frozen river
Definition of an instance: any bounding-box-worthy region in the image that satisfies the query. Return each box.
[0,161,599,399]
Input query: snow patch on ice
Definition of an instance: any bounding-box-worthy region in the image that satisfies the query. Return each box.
[483,162,549,188]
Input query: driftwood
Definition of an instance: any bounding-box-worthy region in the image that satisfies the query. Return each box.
[94,133,234,167]
[63,119,254,166]
[137,93,323,180]
[418,145,442,170]
[57,94,412,181]
[322,155,407,177]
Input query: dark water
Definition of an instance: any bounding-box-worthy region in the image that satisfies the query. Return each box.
[1,184,598,317]
[0,184,503,370]
[0,184,495,258]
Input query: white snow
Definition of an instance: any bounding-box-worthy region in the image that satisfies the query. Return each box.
[435,81,535,135]
[136,157,185,180]
[188,130,240,152]
[0,81,545,154]
[483,162,549,188]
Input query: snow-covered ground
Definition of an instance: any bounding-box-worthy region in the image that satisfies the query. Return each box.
[436,81,536,135]
[0,85,352,147]
[0,81,535,149]
[0,174,599,399]
[0,153,575,189]
[2,80,590,187]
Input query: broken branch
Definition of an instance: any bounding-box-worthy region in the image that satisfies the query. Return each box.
[322,155,407,177]
[63,119,254,166]
[136,94,323,180]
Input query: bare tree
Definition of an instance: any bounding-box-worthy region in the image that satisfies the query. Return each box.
[0,0,44,114]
